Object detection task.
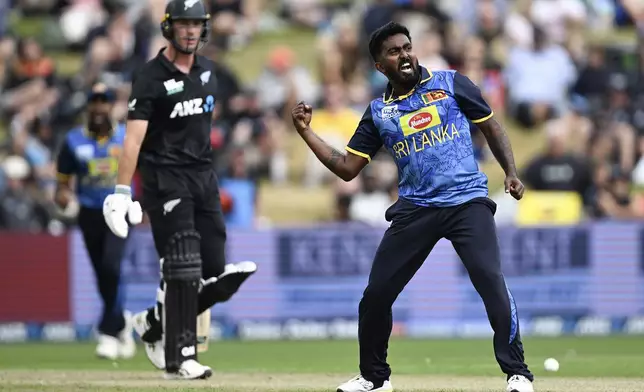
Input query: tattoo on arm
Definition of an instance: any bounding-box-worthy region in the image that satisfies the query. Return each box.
[478,118,517,176]
[325,149,345,169]
[302,128,356,180]
[312,132,346,169]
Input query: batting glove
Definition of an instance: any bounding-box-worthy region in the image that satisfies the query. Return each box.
[103,185,143,238]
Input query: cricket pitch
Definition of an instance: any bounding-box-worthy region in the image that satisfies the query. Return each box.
[2,338,643,391]
[1,370,644,392]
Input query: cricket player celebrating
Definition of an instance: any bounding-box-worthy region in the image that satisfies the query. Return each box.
[292,22,534,392]
[55,83,137,360]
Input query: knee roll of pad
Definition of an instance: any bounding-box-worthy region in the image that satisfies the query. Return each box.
[162,230,202,281]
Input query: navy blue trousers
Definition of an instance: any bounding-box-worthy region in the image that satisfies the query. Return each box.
[358,197,533,383]
[78,207,127,337]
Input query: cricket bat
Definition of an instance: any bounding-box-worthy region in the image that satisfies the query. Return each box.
[197,309,210,353]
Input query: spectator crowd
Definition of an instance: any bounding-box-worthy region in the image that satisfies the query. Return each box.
[0,0,643,232]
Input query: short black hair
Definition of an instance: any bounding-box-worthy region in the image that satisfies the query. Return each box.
[368,22,412,62]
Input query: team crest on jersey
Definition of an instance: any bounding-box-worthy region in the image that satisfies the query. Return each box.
[381,105,400,120]
[421,90,448,105]
[200,71,211,86]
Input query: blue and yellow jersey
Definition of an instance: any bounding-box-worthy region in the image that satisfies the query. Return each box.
[346,67,492,207]
[56,124,128,209]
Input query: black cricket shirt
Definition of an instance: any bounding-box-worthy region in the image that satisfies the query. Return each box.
[127,48,218,168]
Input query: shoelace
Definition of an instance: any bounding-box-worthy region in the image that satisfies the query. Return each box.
[356,377,374,390]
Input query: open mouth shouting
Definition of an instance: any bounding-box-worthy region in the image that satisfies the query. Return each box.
[400,61,414,76]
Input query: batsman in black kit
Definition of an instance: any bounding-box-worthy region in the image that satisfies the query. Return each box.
[102,0,256,380]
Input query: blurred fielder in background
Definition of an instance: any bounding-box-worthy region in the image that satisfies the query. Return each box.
[55,82,137,361]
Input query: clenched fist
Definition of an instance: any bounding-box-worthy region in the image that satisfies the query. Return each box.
[291,101,313,134]
[504,175,525,200]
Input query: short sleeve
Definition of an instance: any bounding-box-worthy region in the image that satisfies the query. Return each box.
[345,105,382,162]
[127,70,156,121]
[56,139,77,180]
[453,72,494,124]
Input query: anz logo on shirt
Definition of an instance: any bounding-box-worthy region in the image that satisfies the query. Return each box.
[169,95,215,118]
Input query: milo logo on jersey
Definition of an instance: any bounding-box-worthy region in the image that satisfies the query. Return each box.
[170,95,215,118]
[393,105,461,160]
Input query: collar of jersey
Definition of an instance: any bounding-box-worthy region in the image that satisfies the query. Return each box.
[157,47,203,73]
[382,66,433,104]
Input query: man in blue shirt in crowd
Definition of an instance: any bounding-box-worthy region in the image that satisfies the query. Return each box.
[292,22,534,392]
[56,83,137,361]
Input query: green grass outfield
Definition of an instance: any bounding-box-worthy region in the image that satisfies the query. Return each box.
[1,336,643,391]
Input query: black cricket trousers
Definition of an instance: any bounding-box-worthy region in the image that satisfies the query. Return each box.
[77,207,127,337]
[359,197,533,383]
[140,166,227,283]
[138,165,227,342]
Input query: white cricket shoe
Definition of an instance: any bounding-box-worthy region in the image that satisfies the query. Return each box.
[117,310,136,359]
[95,334,119,360]
[133,310,165,370]
[337,375,393,392]
[507,375,534,392]
[219,261,257,282]
[231,260,258,274]
[163,359,213,380]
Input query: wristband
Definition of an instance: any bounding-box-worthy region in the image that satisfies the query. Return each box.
[114,185,132,195]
